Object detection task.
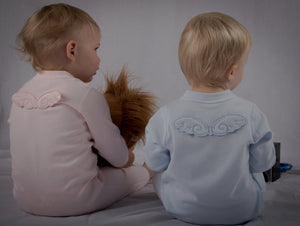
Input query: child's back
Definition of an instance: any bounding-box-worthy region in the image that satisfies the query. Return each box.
[9,71,107,215]
[146,90,274,224]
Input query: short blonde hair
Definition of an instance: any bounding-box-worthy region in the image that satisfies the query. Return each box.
[178,12,252,88]
[16,3,100,71]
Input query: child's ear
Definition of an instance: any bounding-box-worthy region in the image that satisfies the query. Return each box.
[226,64,238,81]
[65,40,77,61]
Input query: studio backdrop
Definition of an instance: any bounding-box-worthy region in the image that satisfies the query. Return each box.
[1,0,299,163]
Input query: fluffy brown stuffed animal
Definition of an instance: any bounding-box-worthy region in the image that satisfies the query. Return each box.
[92,67,157,166]
[104,67,157,149]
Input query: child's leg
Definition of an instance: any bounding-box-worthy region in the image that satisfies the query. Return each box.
[97,165,150,208]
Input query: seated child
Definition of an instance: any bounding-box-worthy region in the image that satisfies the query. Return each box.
[9,3,150,216]
[144,12,276,225]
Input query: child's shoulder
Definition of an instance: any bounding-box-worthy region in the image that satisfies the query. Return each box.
[233,94,254,105]
[15,71,102,103]
[149,97,186,125]
[155,97,182,114]
[234,95,262,113]
[229,95,269,130]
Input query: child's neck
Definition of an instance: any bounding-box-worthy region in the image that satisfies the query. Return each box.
[192,85,226,93]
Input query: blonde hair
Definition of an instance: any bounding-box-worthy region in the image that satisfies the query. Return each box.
[16,3,100,71]
[178,12,252,88]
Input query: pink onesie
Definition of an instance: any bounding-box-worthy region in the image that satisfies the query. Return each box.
[8,70,149,216]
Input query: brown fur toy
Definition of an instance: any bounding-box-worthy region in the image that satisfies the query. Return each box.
[92,67,157,167]
[103,67,157,149]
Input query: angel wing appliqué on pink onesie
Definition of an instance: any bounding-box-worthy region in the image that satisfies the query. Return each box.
[174,114,247,137]
[12,91,62,110]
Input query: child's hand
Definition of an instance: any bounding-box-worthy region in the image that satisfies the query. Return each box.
[122,147,135,168]
[128,145,135,153]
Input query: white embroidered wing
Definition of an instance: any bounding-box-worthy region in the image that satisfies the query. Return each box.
[174,117,209,136]
[211,114,247,136]
[174,114,247,137]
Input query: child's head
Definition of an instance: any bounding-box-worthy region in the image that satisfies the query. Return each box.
[178,12,252,90]
[17,3,100,82]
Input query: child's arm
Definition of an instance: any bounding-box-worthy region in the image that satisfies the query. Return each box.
[144,107,171,172]
[249,105,276,173]
[82,87,129,168]
[122,146,135,168]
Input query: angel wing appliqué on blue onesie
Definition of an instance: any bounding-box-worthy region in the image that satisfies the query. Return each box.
[174,114,247,137]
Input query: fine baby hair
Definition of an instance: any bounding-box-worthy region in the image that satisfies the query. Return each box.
[16,3,99,71]
[178,12,252,89]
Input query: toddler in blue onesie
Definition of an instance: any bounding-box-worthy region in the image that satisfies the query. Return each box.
[144,12,276,225]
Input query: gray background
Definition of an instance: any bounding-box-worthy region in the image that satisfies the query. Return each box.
[1,0,299,164]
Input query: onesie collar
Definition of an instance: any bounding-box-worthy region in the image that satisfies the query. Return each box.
[181,89,235,103]
[34,70,74,80]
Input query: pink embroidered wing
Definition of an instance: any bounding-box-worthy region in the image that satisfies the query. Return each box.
[37,91,62,109]
[12,92,38,109]
[12,91,62,110]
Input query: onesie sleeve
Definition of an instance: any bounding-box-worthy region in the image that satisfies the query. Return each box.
[249,104,276,173]
[144,107,171,172]
[80,87,128,167]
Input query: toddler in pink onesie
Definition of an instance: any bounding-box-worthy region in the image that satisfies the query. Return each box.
[8,3,150,216]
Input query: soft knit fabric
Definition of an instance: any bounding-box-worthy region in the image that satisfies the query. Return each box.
[144,90,275,225]
[9,71,149,216]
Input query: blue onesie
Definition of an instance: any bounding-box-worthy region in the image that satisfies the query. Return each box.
[144,90,276,225]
